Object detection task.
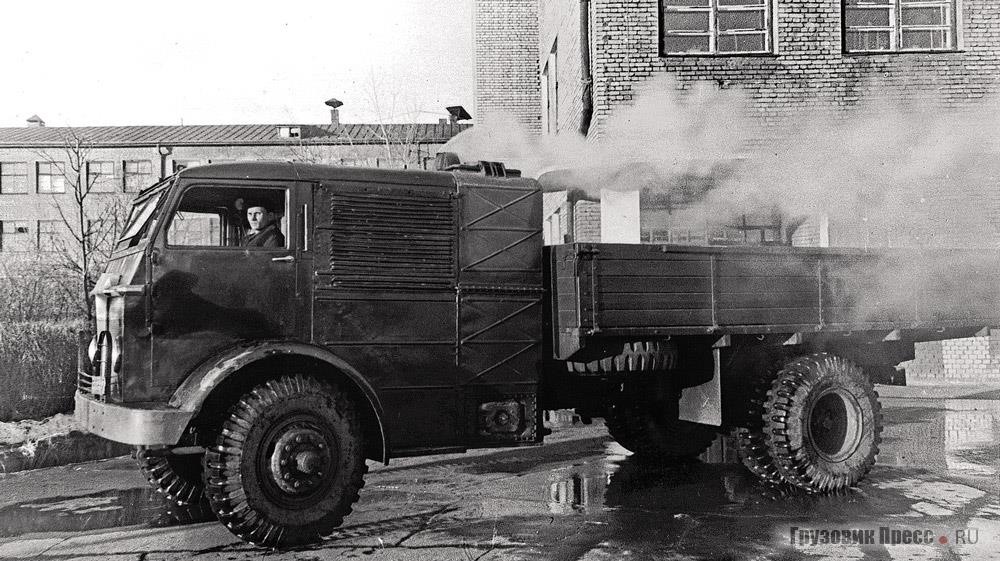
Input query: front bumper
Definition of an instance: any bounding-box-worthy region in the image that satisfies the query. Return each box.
[75,392,193,446]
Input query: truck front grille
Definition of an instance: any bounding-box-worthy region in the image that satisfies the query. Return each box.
[77,370,104,399]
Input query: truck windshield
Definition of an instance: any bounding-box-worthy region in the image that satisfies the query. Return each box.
[117,181,169,249]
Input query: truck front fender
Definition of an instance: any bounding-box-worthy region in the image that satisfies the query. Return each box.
[168,340,388,463]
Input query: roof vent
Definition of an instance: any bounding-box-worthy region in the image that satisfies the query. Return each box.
[433,152,520,177]
[26,114,45,127]
[278,125,301,139]
[325,98,343,126]
[446,105,472,123]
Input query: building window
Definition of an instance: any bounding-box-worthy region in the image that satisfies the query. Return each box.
[37,162,67,194]
[123,160,153,191]
[844,0,955,52]
[661,0,772,55]
[0,221,30,251]
[87,161,116,193]
[542,43,558,133]
[0,162,28,194]
[37,220,63,252]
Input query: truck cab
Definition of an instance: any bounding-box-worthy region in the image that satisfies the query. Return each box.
[76,160,545,546]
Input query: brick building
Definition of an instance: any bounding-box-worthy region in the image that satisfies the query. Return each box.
[0,115,469,260]
[474,0,543,132]
[475,0,1000,383]
[479,0,999,139]
[476,0,1000,245]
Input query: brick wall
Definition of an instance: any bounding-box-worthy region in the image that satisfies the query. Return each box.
[587,0,1000,136]
[475,0,543,132]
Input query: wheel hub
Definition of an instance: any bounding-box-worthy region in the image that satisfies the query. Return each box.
[269,426,333,495]
[808,389,863,462]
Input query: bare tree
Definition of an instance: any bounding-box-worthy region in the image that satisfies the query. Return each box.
[34,129,131,323]
[362,70,431,169]
[280,73,435,169]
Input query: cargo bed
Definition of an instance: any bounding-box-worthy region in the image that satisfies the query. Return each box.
[548,243,1000,359]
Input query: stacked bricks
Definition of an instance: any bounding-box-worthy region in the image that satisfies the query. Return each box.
[475,0,543,132]
[573,200,602,242]
[944,409,995,446]
[907,330,1000,384]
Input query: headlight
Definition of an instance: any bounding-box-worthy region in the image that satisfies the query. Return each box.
[88,336,99,365]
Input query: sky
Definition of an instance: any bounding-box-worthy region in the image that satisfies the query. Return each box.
[0,1,475,127]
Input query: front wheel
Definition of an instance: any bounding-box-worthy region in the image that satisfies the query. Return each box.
[203,374,367,547]
[136,448,205,506]
[763,353,882,493]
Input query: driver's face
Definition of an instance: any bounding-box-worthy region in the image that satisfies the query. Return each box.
[247,206,272,231]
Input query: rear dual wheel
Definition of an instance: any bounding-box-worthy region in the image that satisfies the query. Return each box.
[739,353,882,493]
[590,341,717,461]
[606,402,718,460]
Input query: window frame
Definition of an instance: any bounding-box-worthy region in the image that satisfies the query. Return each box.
[0,162,29,195]
[163,184,290,251]
[0,220,31,252]
[542,41,559,134]
[87,160,117,193]
[123,160,153,192]
[37,219,63,252]
[37,162,67,194]
[843,0,959,54]
[660,0,775,56]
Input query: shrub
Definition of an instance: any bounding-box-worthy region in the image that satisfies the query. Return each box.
[0,321,83,422]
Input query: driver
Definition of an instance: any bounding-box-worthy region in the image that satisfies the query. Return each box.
[240,200,285,248]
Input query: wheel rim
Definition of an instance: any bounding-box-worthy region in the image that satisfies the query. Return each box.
[807,389,863,462]
[259,415,338,508]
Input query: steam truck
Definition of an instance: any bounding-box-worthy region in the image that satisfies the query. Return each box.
[75,155,1000,546]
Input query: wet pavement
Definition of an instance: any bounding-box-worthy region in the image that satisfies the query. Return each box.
[0,392,998,560]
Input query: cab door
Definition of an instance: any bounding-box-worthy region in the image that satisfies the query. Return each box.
[147,180,310,394]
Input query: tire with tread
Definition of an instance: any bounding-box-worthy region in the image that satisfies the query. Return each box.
[738,396,785,486]
[136,448,205,506]
[203,374,367,548]
[568,341,677,374]
[737,358,789,487]
[763,353,882,493]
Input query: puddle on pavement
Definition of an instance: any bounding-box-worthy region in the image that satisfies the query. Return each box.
[544,449,912,521]
[542,399,1000,520]
[0,487,215,538]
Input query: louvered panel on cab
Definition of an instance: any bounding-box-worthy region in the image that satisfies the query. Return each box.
[318,189,457,290]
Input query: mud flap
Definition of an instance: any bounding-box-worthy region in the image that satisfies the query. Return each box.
[678,348,722,426]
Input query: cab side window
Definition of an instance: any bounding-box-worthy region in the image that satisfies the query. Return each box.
[166,186,288,248]
[168,211,223,246]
